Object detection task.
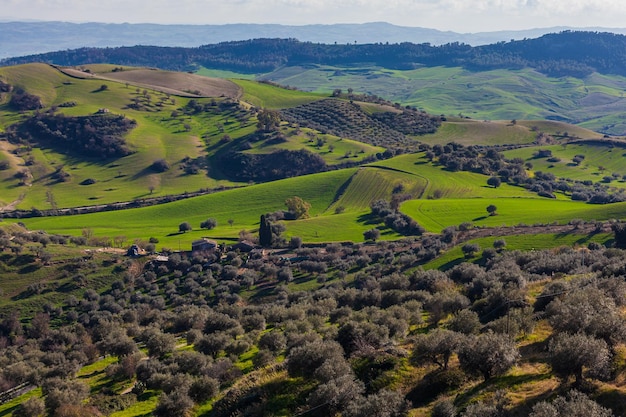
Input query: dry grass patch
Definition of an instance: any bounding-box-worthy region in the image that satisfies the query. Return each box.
[96,68,242,98]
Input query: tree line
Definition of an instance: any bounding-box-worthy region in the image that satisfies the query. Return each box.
[4,31,626,78]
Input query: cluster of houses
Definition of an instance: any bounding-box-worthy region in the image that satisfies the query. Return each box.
[126,237,258,260]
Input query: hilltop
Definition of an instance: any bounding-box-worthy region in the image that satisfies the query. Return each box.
[5,32,626,77]
[0,63,441,213]
[7,32,626,134]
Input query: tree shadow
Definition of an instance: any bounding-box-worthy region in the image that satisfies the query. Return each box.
[437,257,466,271]
[18,264,41,274]
[357,213,380,226]
[130,166,155,180]
[407,368,467,407]
[595,388,626,417]
[166,231,187,237]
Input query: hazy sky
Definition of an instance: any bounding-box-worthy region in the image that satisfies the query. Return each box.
[3,0,626,32]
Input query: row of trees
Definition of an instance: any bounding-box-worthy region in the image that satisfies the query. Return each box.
[7,32,626,78]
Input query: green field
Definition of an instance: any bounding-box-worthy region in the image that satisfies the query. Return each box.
[243,126,384,166]
[504,143,626,187]
[402,197,626,232]
[4,62,626,248]
[10,169,359,247]
[16,147,626,246]
[422,232,613,270]
[0,64,249,209]
[213,64,626,135]
[368,154,536,200]
[233,79,325,109]
[0,64,382,211]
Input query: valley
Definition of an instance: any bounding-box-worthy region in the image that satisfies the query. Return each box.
[3,33,626,417]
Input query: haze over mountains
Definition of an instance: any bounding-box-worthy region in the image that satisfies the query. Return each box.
[3,21,626,59]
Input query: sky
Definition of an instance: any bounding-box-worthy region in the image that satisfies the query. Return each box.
[3,0,626,33]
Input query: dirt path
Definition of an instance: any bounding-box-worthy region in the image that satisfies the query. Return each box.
[0,141,28,211]
[0,194,25,212]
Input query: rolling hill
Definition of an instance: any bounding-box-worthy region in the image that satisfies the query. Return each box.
[2,62,626,248]
[0,63,414,211]
[6,32,626,134]
[4,50,626,417]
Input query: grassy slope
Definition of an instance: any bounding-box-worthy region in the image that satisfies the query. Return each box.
[421,118,603,146]
[232,79,325,109]
[11,169,359,247]
[244,126,385,166]
[0,64,247,208]
[423,232,613,270]
[3,64,626,248]
[403,197,626,233]
[227,64,626,135]
[14,147,626,245]
[504,143,626,186]
[0,64,379,210]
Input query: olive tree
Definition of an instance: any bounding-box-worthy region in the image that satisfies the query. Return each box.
[458,331,519,381]
[529,390,614,417]
[412,329,463,370]
[548,332,610,386]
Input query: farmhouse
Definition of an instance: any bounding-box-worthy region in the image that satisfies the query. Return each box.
[228,240,256,253]
[192,238,218,252]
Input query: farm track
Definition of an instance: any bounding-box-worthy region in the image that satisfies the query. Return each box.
[0,186,245,219]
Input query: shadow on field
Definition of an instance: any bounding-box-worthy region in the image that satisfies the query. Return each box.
[357,213,381,225]
[130,166,155,180]
[438,257,466,271]
[166,231,187,237]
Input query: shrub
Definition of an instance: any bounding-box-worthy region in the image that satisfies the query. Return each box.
[151,159,170,172]
[200,218,218,230]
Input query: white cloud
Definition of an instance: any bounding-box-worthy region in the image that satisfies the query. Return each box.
[3,0,626,31]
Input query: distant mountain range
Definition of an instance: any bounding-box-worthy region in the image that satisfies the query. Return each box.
[3,21,626,59]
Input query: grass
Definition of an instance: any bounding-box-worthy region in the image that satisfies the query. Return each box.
[230,64,626,135]
[0,388,43,417]
[14,146,624,246]
[9,169,357,247]
[422,232,613,270]
[369,154,536,200]
[0,64,250,209]
[402,197,626,233]
[244,126,384,166]
[232,79,325,109]
[504,143,626,187]
[421,119,537,146]
[109,391,159,417]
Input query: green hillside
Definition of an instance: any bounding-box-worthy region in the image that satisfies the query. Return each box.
[421,118,603,146]
[0,64,389,211]
[403,197,626,233]
[222,64,626,135]
[6,61,626,417]
[504,142,626,186]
